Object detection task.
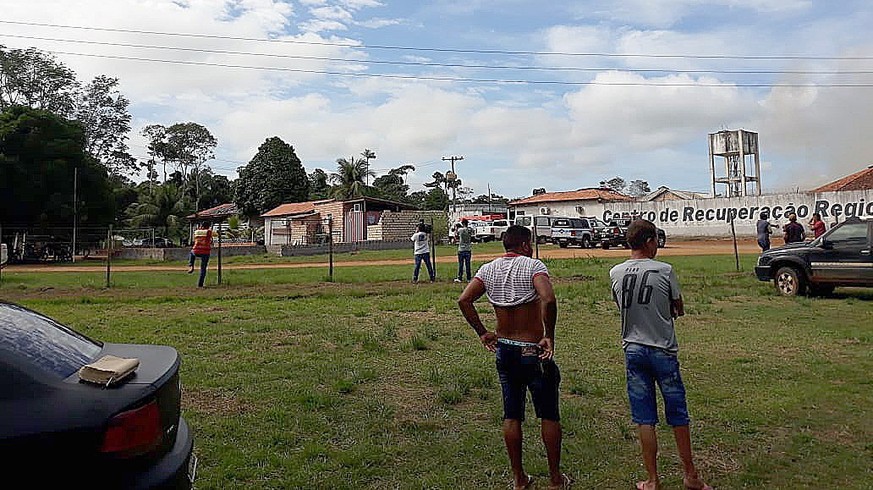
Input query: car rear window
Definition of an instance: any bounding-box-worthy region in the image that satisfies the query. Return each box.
[553,219,570,227]
[0,304,102,378]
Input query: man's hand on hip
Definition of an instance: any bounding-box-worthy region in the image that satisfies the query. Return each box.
[537,337,554,360]
[479,331,497,352]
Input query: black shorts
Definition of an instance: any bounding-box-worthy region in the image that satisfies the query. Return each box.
[495,343,561,421]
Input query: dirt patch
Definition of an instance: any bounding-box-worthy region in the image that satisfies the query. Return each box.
[184,386,253,416]
[4,239,762,273]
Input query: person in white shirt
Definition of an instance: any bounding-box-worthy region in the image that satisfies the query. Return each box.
[458,225,570,490]
[410,222,434,283]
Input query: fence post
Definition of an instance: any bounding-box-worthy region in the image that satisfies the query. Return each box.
[217,222,222,285]
[105,225,113,288]
[328,214,334,282]
[730,216,740,271]
[430,217,436,279]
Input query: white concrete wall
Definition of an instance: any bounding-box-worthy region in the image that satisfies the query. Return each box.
[597,190,873,237]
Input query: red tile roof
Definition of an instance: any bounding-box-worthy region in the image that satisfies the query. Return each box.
[509,187,633,205]
[813,165,873,192]
[261,199,334,217]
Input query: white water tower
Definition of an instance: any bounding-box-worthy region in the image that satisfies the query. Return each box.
[709,129,761,197]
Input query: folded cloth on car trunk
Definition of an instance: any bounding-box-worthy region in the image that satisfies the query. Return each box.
[78,355,140,386]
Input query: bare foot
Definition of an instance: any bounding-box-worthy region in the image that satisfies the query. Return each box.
[513,474,534,490]
[548,473,572,489]
[636,480,661,490]
[683,475,712,490]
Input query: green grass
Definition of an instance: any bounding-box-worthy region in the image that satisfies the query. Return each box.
[2,253,871,489]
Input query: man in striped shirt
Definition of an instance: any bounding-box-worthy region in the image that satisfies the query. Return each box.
[458,225,570,490]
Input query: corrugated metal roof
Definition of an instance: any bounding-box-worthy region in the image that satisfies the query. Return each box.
[509,187,633,205]
[187,202,239,219]
[261,200,334,217]
[813,165,873,192]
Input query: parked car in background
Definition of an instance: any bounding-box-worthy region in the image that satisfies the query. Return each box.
[597,218,667,249]
[139,237,176,248]
[1,243,6,265]
[755,217,872,296]
[490,219,512,241]
[550,217,597,248]
[472,220,497,242]
[0,302,196,488]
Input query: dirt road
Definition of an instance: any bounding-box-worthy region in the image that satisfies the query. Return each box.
[4,238,761,273]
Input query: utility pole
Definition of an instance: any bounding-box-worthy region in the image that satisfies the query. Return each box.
[72,167,78,263]
[442,155,464,217]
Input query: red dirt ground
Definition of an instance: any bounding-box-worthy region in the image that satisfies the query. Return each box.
[4,238,762,273]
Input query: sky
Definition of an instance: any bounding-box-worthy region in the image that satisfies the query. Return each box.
[2,0,873,200]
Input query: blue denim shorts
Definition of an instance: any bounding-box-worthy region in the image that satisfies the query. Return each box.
[624,343,689,427]
[496,342,560,421]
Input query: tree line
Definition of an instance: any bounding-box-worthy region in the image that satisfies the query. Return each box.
[0,46,466,244]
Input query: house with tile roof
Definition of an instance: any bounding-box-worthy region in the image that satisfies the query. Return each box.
[262,197,424,246]
[813,165,873,192]
[508,187,634,219]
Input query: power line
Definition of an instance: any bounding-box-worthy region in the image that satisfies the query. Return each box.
[10,46,873,88]
[3,33,872,76]
[3,19,873,61]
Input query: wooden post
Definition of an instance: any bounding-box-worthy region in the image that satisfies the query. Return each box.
[106,225,112,288]
[328,215,334,282]
[217,222,223,285]
[430,217,437,279]
[730,216,740,271]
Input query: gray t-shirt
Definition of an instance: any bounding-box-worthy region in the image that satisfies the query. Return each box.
[756,219,772,239]
[457,227,473,252]
[609,258,682,353]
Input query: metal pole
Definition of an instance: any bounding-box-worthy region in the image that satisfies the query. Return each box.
[72,167,77,263]
[106,225,112,288]
[328,217,334,282]
[0,222,4,288]
[430,217,436,279]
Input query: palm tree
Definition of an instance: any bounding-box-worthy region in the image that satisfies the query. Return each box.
[330,157,375,199]
[126,183,192,240]
[361,148,376,185]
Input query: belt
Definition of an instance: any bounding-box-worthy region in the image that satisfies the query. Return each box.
[497,338,540,347]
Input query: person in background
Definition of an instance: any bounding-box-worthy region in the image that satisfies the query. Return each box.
[782,213,806,244]
[188,222,213,287]
[455,219,474,283]
[411,222,435,283]
[609,219,711,490]
[808,213,827,239]
[755,212,777,252]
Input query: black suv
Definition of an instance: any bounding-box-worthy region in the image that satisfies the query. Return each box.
[597,219,667,249]
[755,217,873,296]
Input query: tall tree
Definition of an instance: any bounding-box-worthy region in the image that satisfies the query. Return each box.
[0,47,134,176]
[361,148,376,186]
[234,136,309,217]
[308,168,331,200]
[600,176,627,193]
[627,179,651,197]
[141,124,168,184]
[330,156,374,199]
[74,75,135,175]
[372,164,415,202]
[0,46,78,115]
[125,183,191,240]
[162,122,217,210]
[423,187,449,211]
[0,106,114,227]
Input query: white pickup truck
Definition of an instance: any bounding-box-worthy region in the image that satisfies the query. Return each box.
[472,219,512,242]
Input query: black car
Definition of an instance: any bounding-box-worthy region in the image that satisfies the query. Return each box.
[597,219,667,249]
[755,217,873,296]
[0,302,196,488]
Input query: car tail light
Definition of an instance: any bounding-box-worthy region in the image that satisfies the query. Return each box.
[100,400,163,458]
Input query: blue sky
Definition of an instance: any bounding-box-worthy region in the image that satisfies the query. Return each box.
[2,0,873,200]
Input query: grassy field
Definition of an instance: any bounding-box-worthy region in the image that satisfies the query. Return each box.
[1,252,871,489]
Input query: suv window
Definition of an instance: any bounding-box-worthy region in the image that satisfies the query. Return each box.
[535,217,550,226]
[515,216,531,226]
[0,304,102,378]
[493,220,508,227]
[825,222,868,246]
[571,218,585,228]
[552,219,570,227]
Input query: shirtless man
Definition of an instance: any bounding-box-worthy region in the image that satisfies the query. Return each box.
[458,225,570,490]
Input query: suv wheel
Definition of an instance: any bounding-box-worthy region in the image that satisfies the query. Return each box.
[581,236,591,248]
[775,266,805,296]
[601,242,610,249]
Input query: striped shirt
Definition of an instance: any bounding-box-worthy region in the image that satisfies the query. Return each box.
[474,253,549,307]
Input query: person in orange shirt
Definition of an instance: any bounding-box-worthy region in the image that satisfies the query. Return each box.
[188,222,213,287]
